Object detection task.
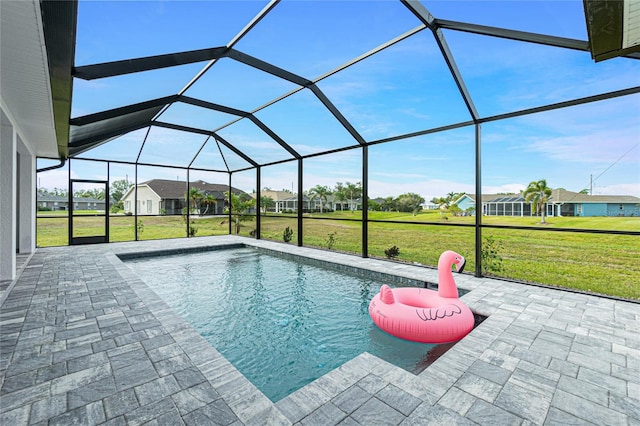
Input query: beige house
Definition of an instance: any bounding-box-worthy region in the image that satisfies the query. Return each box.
[250,190,295,213]
[122,179,244,215]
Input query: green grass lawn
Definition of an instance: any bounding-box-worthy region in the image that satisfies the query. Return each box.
[36,211,640,300]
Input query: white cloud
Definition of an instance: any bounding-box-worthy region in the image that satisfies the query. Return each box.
[482,183,526,195]
[591,182,640,197]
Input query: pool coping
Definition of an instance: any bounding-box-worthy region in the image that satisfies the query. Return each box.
[2,235,637,425]
[108,238,517,423]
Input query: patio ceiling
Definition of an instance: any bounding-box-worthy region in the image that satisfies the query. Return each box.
[41,0,640,172]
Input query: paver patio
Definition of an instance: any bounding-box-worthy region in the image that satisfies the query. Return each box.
[1,236,638,425]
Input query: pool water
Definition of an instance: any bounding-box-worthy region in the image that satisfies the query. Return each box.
[125,247,457,402]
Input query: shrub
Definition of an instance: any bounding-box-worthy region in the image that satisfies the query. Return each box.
[188,222,198,237]
[481,236,504,275]
[384,245,401,259]
[326,232,337,250]
[283,226,294,243]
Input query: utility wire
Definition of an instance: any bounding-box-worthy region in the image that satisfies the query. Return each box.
[565,142,639,203]
[589,142,639,190]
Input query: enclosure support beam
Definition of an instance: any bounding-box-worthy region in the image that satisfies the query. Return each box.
[474,124,482,277]
[186,169,191,237]
[256,166,261,240]
[362,145,369,258]
[134,163,139,241]
[297,159,303,247]
[228,173,233,235]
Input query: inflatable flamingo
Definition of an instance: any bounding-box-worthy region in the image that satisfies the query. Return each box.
[368,250,474,344]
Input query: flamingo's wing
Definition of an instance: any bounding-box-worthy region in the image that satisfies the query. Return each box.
[415,304,462,321]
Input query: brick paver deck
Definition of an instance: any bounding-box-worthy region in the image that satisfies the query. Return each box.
[1,236,638,425]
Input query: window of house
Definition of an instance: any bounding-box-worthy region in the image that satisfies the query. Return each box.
[147,200,153,213]
[125,201,130,211]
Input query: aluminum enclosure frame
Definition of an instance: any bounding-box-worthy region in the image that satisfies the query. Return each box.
[38,0,640,279]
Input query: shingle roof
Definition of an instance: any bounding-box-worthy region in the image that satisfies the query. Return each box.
[141,179,244,200]
[547,189,640,203]
[37,194,104,203]
[463,190,640,204]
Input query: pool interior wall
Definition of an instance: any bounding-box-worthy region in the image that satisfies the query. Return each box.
[119,243,485,402]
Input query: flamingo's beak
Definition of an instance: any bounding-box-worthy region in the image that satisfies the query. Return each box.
[455,255,466,273]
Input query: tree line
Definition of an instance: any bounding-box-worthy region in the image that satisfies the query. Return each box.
[37,179,133,205]
[260,182,429,216]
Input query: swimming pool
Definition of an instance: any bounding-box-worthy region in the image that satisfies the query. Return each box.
[125,246,462,402]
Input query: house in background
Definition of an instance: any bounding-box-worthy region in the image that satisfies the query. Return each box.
[452,194,499,215]
[275,194,311,213]
[121,179,245,215]
[270,193,361,213]
[37,194,106,211]
[250,190,295,213]
[37,194,68,211]
[454,189,640,217]
[546,189,640,217]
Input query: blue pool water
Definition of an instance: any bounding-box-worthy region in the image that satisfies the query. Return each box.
[125,247,455,402]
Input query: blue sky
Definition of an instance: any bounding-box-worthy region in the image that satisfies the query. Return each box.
[38,0,640,201]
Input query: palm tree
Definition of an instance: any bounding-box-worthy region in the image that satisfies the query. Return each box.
[222,191,256,234]
[201,193,216,215]
[345,181,362,212]
[523,179,552,223]
[186,187,203,215]
[333,182,347,211]
[308,185,331,213]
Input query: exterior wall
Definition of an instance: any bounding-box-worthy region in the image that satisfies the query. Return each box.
[39,200,67,210]
[72,200,106,211]
[123,186,161,215]
[456,196,475,212]
[18,149,36,253]
[606,203,640,217]
[0,109,17,280]
[580,203,607,217]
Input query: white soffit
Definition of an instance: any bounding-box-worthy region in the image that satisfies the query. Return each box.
[0,0,58,157]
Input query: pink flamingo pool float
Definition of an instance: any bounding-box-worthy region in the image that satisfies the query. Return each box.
[369,250,474,344]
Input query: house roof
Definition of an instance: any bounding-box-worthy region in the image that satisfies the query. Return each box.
[547,189,640,204]
[457,194,503,204]
[37,194,104,203]
[460,190,640,205]
[138,179,244,200]
[37,194,67,202]
[251,190,294,202]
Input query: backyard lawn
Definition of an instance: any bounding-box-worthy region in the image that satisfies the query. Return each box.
[36,210,640,300]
